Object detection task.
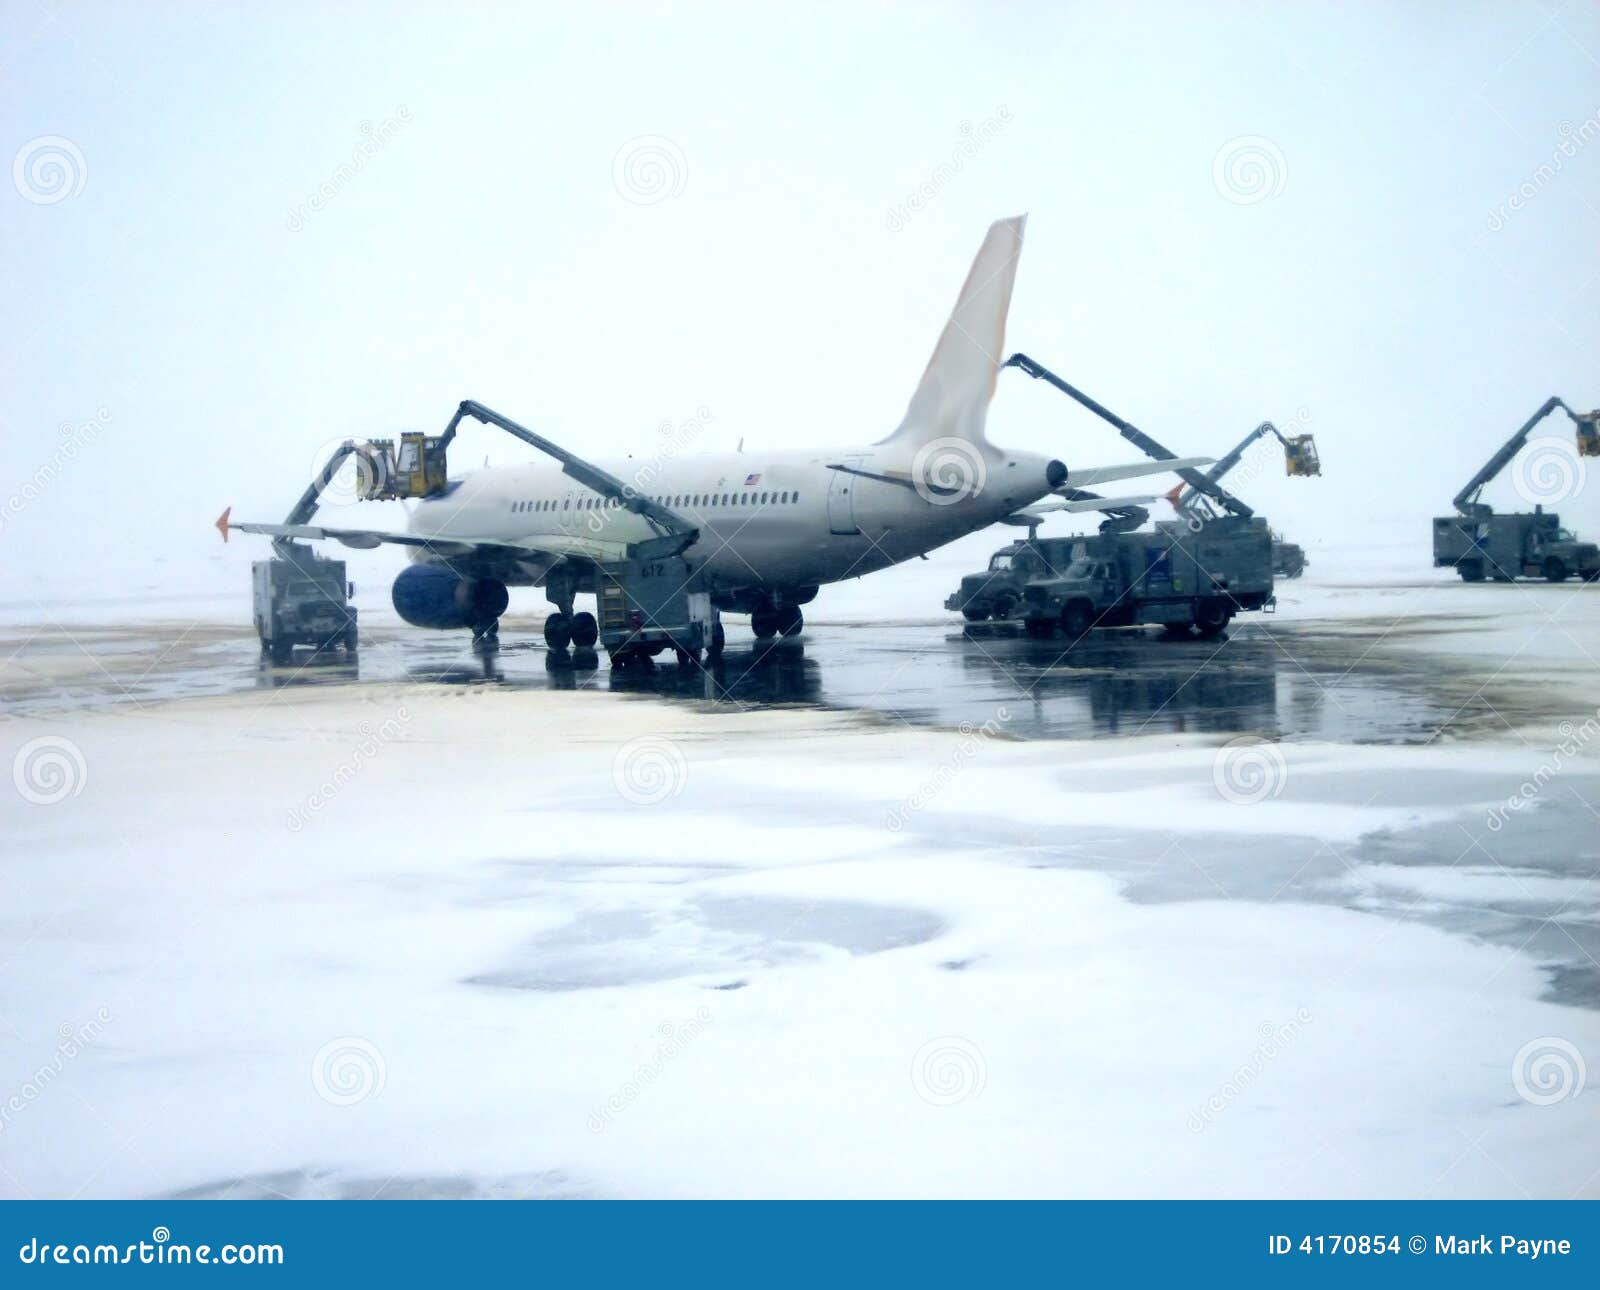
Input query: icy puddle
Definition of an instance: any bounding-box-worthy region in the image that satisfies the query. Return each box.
[469,896,944,992]
[2,617,1582,746]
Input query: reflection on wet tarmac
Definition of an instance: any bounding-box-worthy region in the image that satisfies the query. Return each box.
[2,619,1573,744]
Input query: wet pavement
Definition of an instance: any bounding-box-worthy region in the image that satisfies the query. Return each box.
[0,616,1580,745]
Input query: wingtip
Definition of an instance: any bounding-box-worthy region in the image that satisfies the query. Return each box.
[214,506,231,543]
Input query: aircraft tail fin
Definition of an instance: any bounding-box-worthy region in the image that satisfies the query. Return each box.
[877,215,1026,450]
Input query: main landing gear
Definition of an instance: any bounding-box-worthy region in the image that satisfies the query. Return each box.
[750,602,804,641]
[542,610,598,650]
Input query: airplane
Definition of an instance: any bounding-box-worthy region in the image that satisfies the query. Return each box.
[221,215,1210,663]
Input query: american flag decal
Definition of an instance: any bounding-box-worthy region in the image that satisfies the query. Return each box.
[744,472,762,486]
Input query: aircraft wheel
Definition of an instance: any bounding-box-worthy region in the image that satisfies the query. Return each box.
[751,606,779,639]
[570,611,599,648]
[777,604,803,636]
[1543,558,1569,583]
[708,619,726,656]
[543,612,572,650]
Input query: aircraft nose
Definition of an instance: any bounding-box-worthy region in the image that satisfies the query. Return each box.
[1046,459,1068,490]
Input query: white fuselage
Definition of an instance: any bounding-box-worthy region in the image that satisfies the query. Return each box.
[408,441,1065,598]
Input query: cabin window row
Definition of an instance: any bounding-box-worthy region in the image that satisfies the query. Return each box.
[511,491,801,513]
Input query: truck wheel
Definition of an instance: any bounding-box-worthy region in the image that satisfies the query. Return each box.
[990,594,1018,622]
[268,637,293,666]
[570,611,599,648]
[543,612,572,651]
[343,624,359,653]
[1196,600,1232,638]
[1459,562,1484,583]
[1543,558,1569,583]
[1059,601,1094,640]
[961,607,990,623]
[1023,618,1054,639]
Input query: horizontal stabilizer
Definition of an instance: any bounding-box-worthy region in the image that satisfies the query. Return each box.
[1062,456,1214,488]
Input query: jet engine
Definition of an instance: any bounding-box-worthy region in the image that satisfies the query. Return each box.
[391,564,509,630]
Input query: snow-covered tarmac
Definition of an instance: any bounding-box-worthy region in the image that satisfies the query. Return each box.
[1,560,1597,1198]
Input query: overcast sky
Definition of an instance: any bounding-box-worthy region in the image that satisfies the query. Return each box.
[3,1,1598,607]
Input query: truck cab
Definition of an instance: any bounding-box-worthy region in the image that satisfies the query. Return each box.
[945,538,1073,621]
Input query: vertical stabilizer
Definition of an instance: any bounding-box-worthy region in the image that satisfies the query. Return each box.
[877,215,1026,449]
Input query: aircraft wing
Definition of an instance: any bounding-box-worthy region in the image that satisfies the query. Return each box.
[1062,456,1214,488]
[217,511,669,566]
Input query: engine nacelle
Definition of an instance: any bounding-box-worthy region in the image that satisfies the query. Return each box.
[391,564,509,630]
